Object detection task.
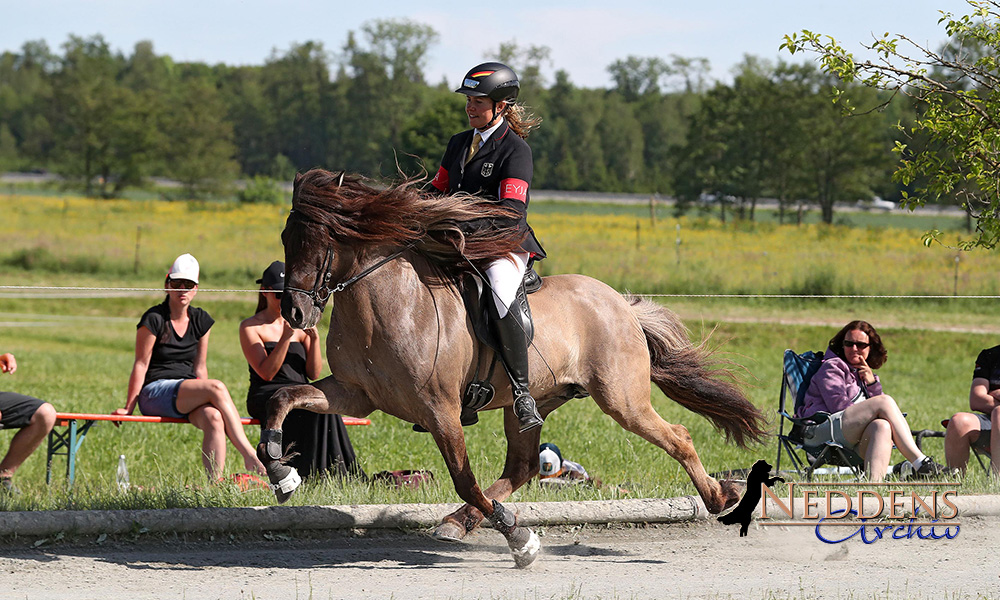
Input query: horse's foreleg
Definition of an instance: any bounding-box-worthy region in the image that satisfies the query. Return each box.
[595,384,740,514]
[430,416,540,568]
[435,410,542,542]
[258,377,372,504]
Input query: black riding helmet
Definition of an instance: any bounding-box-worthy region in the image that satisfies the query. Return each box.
[455,62,520,102]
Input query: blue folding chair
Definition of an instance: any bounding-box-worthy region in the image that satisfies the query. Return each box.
[775,349,864,480]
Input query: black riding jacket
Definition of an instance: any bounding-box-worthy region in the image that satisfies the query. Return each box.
[430,120,545,259]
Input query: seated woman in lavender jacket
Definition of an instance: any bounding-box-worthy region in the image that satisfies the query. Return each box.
[798,320,948,482]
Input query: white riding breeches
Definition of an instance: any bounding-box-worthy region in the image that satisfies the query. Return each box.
[484,252,529,318]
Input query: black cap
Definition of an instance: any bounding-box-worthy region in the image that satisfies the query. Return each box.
[256,261,285,290]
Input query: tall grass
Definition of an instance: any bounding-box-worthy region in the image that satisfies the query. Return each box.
[1,194,997,511]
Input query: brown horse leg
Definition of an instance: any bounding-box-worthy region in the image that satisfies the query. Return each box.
[594,381,740,514]
[429,414,540,567]
[258,377,372,504]
[434,410,542,541]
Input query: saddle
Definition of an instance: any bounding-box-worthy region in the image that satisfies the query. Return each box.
[458,264,543,417]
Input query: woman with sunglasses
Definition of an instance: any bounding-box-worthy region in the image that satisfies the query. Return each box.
[116,253,266,481]
[799,320,948,481]
[239,261,361,481]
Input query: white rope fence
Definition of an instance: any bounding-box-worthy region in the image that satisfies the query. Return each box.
[1,285,999,300]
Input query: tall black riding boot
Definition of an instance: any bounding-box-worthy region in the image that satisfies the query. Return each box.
[492,302,544,433]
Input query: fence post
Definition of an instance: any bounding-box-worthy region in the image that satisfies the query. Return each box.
[134,226,142,274]
[953,254,960,296]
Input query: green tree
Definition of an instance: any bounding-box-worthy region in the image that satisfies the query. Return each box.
[607,56,669,101]
[781,0,1000,247]
[49,35,161,197]
[0,41,57,168]
[161,77,239,197]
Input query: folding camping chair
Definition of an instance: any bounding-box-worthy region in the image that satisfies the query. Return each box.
[775,349,865,481]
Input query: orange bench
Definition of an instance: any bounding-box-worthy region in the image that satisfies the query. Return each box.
[47,412,370,485]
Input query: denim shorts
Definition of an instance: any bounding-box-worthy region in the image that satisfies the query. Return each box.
[137,379,186,419]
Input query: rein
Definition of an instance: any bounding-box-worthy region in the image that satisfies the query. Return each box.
[285,241,417,311]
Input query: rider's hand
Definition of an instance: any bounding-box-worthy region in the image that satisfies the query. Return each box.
[0,353,17,374]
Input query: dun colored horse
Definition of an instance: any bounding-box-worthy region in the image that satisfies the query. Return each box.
[258,169,767,567]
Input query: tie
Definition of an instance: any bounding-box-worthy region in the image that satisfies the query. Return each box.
[466,132,483,164]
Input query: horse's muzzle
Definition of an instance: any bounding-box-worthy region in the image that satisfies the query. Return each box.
[282,291,321,329]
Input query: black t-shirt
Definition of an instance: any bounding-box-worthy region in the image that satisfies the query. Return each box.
[972,345,1000,392]
[137,302,215,386]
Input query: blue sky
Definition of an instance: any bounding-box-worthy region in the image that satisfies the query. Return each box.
[0,0,975,88]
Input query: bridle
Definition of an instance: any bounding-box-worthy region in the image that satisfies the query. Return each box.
[283,212,417,313]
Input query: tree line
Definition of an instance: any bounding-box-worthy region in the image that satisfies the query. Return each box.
[0,18,952,223]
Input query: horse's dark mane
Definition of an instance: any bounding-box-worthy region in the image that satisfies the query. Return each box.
[290,169,525,264]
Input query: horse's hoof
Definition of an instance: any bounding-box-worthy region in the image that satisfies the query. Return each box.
[265,463,301,504]
[508,527,540,568]
[432,521,467,542]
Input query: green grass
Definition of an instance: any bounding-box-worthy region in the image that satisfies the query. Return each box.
[1,194,998,511]
[0,296,995,512]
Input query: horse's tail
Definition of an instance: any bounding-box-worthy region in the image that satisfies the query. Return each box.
[626,294,767,448]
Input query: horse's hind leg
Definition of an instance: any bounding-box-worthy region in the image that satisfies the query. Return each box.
[593,380,740,514]
[258,376,372,504]
[434,411,542,541]
[429,416,540,567]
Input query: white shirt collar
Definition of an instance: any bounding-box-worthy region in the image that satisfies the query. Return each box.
[474,117,504,146]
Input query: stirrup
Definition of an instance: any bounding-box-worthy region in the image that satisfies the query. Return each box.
[514,394,543,433]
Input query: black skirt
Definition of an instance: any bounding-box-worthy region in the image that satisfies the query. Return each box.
[248,397,364,481]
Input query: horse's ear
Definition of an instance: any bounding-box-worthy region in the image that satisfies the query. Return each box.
[294,171,304,186]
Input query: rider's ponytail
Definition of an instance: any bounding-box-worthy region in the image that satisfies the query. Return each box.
[504,102,541,138]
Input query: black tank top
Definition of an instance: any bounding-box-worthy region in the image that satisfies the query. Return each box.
[247,341,309,418]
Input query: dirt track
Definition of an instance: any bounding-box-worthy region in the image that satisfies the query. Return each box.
[3,516,999,599]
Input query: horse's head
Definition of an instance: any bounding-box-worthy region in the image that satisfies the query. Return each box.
[280,172,357,329]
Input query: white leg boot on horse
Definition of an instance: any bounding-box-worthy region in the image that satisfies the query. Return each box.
[256,380,370,504]
[429,413,541,568]
[434,410,543,542]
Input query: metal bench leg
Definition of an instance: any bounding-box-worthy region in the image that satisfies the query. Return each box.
[67,420,78,485]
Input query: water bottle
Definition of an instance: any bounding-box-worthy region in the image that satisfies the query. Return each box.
[116,454,130,492]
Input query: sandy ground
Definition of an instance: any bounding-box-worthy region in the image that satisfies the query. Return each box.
[2,515,998,600]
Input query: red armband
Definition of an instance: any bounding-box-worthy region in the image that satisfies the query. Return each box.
[499,178,528,203]
[430,166,449,192]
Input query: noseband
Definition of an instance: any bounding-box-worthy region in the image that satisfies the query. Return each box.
[284,245,337,312]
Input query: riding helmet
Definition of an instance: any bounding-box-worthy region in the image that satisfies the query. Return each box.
[455,62,520,102]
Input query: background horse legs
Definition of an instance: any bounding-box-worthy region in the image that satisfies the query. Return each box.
[434,410,542,541]
[429,413,541,567]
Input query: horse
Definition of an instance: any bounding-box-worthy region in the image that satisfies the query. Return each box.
[258,169,768,568]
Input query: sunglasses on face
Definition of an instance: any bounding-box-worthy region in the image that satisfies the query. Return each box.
[169,279,197,290]
[843,340,870,350]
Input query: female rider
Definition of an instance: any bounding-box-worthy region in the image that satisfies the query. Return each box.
[429,62,545,432]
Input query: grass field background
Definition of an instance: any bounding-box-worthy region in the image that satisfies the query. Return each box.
[1,191,997,510]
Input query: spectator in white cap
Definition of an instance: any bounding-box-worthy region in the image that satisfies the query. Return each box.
[114,253,266,481]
